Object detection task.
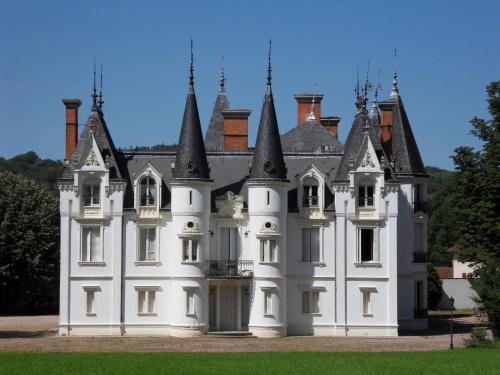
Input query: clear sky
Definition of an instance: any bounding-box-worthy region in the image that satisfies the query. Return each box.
[1,0,498,169]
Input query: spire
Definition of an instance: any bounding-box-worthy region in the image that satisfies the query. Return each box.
[249,42,287,181]
[173,40,210,180]
[355,68,364,113]
[267,39,272,87]
[370,70,382,118]
[390,48,399,98]
[219,55,225,92]
[91,61,98,110]
[98,64,104,110]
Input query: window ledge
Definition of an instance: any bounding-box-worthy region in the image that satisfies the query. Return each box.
[134,261,161,266]
[86,313,97,317]
[301,261,326,267]
[363,313,374,317]
[181,261,202,265]
[137,312,157,316]
[185,313,196,317]
[259,261,279,265]
[263,314,275,318]
[302,312,322,316]
[354,262,382,268]
[78,261,106,266]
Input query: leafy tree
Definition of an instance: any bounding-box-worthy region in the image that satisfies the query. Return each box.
[0,171,59,312]
[451,81,500,337]
[427,263,443,309]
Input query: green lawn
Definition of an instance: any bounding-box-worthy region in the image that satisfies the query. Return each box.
[0,351,499,375]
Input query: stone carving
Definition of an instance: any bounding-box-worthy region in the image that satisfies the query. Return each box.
[259,221,279,234]
[215,191,244,219]
[86,149,99,166]
[361,149,375,167]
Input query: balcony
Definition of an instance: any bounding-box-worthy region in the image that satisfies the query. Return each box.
[302,195,319,208]
[414,308,428,319]
[413,252,427,263]
[205,260,254,279]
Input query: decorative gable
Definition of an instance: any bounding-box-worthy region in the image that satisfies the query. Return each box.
[354,135,381,171]
[79,132,106,170]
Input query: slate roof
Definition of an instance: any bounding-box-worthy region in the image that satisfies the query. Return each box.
[249,83,287,181]
[383,95,427,177]
[172,80,211,180]
[61,105,124,180]
[204,85,230,152]
[281,119,344,153]
[334,108,395,182]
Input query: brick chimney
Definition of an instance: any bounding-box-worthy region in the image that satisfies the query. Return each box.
[379,101,396,159]
[222,109,251,151]
[62,99,82,161]
[320,116,341,138]
[294,93,324,125]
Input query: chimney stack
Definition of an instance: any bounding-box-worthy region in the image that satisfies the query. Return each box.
[222,109,251,151]
[320,116,341,138]
[62,98,82,161]
[294,93,323,125]
[379,101,396,159]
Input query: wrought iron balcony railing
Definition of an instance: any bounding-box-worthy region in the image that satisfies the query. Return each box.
[302,195,319,207]
[414,308,428,319]
[205,259,254,279]
[413,252,427,263]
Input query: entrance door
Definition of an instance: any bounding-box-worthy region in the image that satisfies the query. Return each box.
[220,286,238,331]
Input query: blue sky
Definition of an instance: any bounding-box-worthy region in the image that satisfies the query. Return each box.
[1,0,498,169]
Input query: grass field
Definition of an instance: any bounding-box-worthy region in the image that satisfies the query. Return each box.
[0,350,499,375]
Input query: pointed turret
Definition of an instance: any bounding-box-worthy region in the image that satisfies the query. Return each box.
[173,40,210,180]
[205,56,230,151]
[249,41,287,181]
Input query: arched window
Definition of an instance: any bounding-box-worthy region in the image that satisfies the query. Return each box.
[302,176,319,207]
[82,177,100,207]
[140,177,156,206]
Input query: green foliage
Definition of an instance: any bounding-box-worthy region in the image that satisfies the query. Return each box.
[0,151,64,194]
[452,81,500,337]
[0,171,60,305]
[464,327,495,348]
[427,263,443,309]
[426,166,458,266]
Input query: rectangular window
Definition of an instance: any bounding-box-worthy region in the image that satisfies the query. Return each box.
[360,229,374,262]
[267,190,270,206]
[139,228,157,261]
[86,290,95,315]
[137,290,156,314]
[83,182,100,207]
[220,227,239,260]
[362,291,371,315]
[186,290,195,316]
[264,290,273,316]
[189,190,192,206]
[81,227,101,262]
[260,239,277,263]
[182,239,199,262]
[358,185,374,207]
[415,281,423,311]
[302,290,320,313]
[302,228,320,262]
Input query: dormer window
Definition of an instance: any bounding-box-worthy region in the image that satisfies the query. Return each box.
[302,177,319,208]
[83,178,100,207]
[140,177,156,206]
[358,185,374,207]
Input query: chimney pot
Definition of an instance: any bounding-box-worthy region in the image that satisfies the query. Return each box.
[320,116,341,138]
[221,109,251,151]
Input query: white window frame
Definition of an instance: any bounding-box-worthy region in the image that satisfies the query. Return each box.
[80,226,104,264]
[136,226,159,263]
[355,226,380,265]
[181,238,200,263]
[301,176,320,208]
[82,177,101,207]
[183,287,198,317]
[260,238,278,263]
[359,287,377,317]
[139,176,157,207]
[83,286,100,316]
[218,226,240,261]
[135,286,160,315]
[301,226,323,263]
[301,289,321,314]
[358,184,375,208]
[261,287,276,317]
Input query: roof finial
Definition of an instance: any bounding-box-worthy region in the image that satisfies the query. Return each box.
[362,60,372,108]
[307,83,317,121]
[98,64,104,109]
[92,60,98,109]
[391,48,399,98]
[267,39,272,86]
[189,38,194,87]
[355,67,363,112]
[219,55,225,92]
[374,69,382,103]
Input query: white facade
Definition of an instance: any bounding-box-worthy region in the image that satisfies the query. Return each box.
[59,130,428,337]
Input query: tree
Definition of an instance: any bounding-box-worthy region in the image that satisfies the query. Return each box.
[427,263,443,309]
[452,81,500,337]
[0,171,60,312]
